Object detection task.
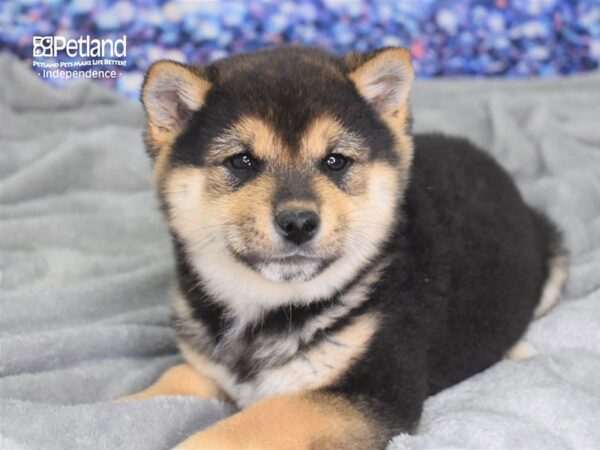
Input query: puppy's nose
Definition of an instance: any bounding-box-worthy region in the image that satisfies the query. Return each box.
[275,210,320,245]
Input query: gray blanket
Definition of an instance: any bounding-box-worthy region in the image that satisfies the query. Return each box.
[1,53,599,449]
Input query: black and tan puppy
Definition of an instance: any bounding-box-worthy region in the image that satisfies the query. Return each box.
[124,47,567,449]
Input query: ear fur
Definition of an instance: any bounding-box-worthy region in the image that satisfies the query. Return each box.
[141,60,211,157]
[345,48,414,117]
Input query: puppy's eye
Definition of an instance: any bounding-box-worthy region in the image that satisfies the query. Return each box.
[323,153,350,171]
[228,152,257,170]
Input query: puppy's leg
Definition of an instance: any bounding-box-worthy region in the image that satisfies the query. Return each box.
[119,363,225,401]
[174,391,388,450]
[505,340,537,360]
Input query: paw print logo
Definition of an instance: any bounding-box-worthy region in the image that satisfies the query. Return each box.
[33,36,53,57]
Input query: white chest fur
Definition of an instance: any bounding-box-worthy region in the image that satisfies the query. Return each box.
[172,259,387,407]
[178,313,378,408]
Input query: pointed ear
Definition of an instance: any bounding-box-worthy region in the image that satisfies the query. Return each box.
[345,48,414,117]
[141,60,211,155]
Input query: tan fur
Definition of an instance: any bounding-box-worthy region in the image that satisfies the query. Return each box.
[162,166,209,243]
[366,161,406,216]
[273,199,316,213]
[119,363,225,401]
[151,137,175,185]
[223,174,278,256]
[325,162,402,264]
[174,391,382,450]
[300,115,368,163]
[347,48,414,168]
[348,48,413,111]
[142,61,212,182]
[234,116,289,164]
[177,340,238,398]
[163,165,274,260]
[208,114,369,167]
[506,340,537,360]
[534,253,568,319]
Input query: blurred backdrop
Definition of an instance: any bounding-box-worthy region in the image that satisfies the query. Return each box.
[1,0,599,98]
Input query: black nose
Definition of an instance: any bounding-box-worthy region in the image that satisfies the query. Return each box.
[275,210,320,245]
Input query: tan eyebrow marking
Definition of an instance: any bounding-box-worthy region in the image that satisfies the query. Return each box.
[206,115,369,168]
[301,115,369,163]
[206,116,289,166]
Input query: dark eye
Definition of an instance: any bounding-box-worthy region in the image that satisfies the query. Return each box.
[228,152,257,170]
[323,153,350,171]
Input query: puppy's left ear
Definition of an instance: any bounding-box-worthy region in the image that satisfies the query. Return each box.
[345,47,414,118]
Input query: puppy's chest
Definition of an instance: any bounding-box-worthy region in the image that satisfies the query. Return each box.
[177,300,379,407]
[213,328,338,407]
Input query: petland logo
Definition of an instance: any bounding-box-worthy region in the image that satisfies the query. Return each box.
[33,35,127,58]
[32,35,127,81]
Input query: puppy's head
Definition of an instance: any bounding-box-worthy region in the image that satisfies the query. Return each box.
[142,47,414,289]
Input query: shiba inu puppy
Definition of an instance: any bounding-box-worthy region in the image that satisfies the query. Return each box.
[124,47,567,449]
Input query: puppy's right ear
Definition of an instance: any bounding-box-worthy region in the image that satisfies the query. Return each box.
[141,61,211,158]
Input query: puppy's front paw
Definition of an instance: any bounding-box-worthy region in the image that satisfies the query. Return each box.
[114,364,225,403]
[173,431,256,450]
[115,391,155,402]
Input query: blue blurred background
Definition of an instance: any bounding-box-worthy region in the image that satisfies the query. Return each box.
[1,0,599,98]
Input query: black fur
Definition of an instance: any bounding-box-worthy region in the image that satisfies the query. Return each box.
[172,132,563,438]
[170,47,399,171]
[328,134,561,433]
[147,47,565,447]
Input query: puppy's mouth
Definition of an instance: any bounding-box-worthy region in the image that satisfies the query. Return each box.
[229,250,334,283]
[266,255,319,265]
[257,256,333,283]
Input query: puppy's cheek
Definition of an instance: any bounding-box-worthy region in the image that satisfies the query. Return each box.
[341,163,400,263]
[237,224,275,258]
[163,167,222,249]
[317,223,347,258]
[313,176,353,257]
[319,206,357,259]
[220,223,245,255]
[222,174,279,257]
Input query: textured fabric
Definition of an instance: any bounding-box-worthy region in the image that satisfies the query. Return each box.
[1,55,599,449]
[4,1,600,98]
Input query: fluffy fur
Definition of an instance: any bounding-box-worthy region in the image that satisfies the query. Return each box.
[125,46,567,449]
